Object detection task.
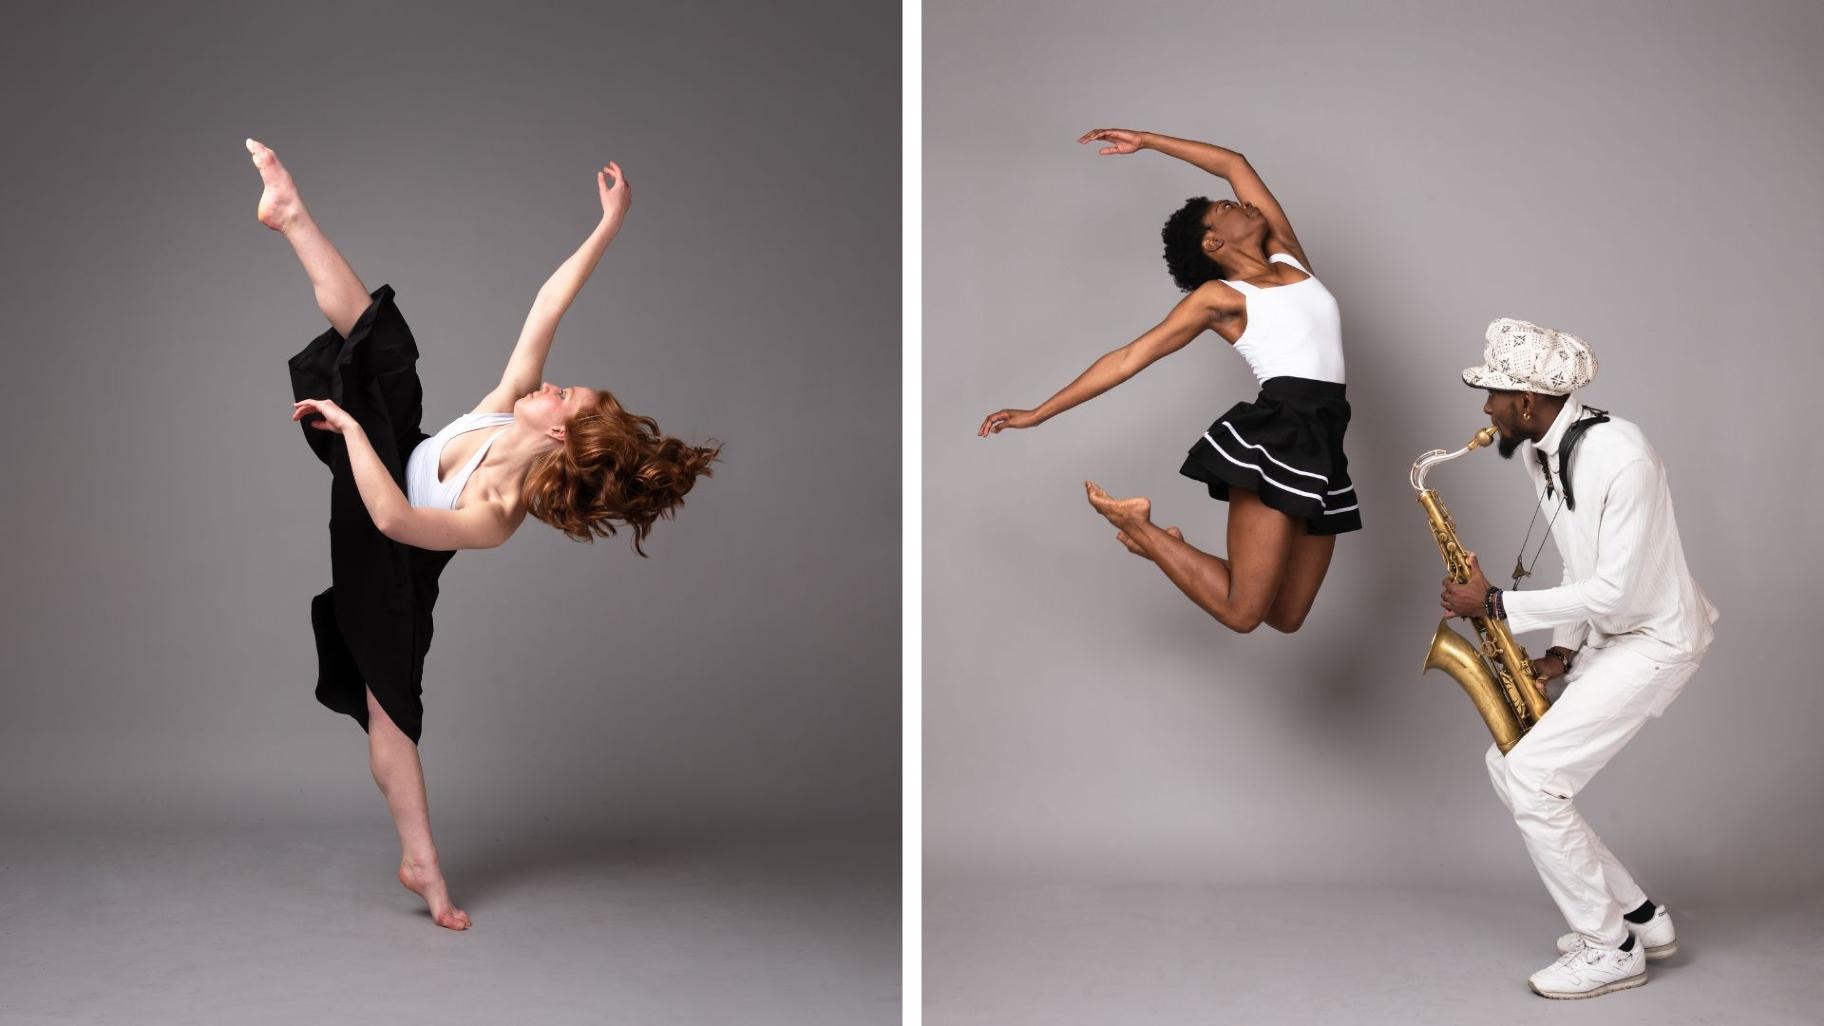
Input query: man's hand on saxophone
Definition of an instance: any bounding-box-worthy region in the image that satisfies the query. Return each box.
[1441,548,1575,687]
[1529,646,1576,684]
[1440,550,1495,618]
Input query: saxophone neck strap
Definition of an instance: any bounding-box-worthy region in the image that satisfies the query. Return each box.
[1556,406,1610,511]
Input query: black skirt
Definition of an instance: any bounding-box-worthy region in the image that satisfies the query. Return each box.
[286,284,454,745]
[1178,376,1362,536]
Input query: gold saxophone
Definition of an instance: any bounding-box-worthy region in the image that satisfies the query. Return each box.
[1411,427,1550,753]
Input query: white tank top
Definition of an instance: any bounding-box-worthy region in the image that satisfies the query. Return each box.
[405,413,515,509]
[1221,253,1345,384]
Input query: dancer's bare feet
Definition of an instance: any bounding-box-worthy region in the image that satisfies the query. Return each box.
[246,138,306,232]
[399,856,472,931]
[1116,525,1182,557]
[1085,480,1152,533]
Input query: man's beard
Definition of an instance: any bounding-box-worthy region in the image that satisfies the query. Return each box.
[1497,433,1523,459]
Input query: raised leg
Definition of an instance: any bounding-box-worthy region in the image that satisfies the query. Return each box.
[365,687,472,931]
[1088,482,1296,633]
[246,138,373,339]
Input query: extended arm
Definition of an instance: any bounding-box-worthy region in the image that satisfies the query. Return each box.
[979,285,1224,435]
[475,162,632,413]
[1082,129,1310,269]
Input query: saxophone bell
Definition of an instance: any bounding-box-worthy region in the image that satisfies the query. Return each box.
[1423,619,1524,753]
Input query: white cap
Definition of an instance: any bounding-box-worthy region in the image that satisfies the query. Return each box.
[1462,317,1598,395]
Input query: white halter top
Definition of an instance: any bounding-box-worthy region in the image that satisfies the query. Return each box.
[405,413,515,509]
[1221,253,1345,384]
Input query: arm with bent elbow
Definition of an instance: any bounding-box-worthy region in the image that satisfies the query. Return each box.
[292,399,512,551]
[1079,129,1309,267]
[343,432,512,550]
[1502,459,1660,633]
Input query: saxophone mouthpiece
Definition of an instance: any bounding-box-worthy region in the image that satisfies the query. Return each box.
[1467,426,1498,450]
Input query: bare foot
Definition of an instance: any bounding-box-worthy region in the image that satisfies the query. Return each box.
[1085,480,1152,532]
[246,138,306,232]
[399,856,472,931]
[1116,525,1182,557]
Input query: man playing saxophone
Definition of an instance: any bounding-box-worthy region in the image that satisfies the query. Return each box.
[1440,318,1719,1000]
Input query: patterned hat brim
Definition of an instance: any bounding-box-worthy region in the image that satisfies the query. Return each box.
[1461,364,1570,395]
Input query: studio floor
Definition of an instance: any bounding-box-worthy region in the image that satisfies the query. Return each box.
[925,875,1823,1026]
[0,823,899,1025]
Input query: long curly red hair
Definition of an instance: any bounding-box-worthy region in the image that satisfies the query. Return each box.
[523,390,720,554]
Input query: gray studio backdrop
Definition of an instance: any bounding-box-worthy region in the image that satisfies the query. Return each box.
[0,0,899,835]
[926,0,1823,895]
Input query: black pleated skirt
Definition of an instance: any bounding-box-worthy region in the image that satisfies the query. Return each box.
[286,284,454,744]
[1178,376,1363,535]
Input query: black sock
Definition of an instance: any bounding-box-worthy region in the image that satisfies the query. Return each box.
[1624,899,1657,924]
[1619,933,1636,952]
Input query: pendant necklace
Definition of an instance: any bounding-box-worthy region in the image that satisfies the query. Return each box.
[1511,457,1565,589]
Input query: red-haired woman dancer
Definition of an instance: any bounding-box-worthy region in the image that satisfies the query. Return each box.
[250,139,718,930]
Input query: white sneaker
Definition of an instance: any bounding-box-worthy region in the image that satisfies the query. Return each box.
[1529,942,1647,999]
[1556,904,1677,960]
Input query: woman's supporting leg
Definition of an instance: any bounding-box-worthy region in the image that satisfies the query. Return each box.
[246,138,373,339]
[1089,482,1296,633]
[365,687,472,931]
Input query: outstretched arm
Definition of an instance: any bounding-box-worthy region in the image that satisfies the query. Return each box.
[1079,129,1310,270]
[474,162,632,414]
[292,400,515,550]
[979,284,1228,436]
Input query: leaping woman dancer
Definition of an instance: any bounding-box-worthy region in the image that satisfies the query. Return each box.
[249,138,719,929]
[979,129,1359,634]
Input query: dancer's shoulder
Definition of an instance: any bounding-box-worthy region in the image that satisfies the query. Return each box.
[1188,278,1247,312]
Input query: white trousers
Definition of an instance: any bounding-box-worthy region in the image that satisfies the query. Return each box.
[1484,644,1700,947]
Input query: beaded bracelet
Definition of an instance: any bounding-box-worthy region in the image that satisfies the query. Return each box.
[1484,586,1507,620]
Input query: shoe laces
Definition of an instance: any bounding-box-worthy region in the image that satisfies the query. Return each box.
[1552,945,1596,968]
[1557,938,1623,968]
